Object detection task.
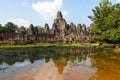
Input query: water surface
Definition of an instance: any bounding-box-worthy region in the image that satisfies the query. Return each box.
[0,48,120,80]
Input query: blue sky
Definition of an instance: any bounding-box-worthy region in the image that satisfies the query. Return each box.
[0,0,119,28]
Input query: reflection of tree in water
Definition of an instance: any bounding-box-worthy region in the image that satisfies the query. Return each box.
[90,51,120,80]
[0,49,46,65]
[70,56,76,63]
[5,58,19,66]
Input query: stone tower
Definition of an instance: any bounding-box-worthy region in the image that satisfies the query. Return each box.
[52,11,67,39]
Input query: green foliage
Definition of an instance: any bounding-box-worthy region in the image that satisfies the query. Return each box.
[5,22,18,33]
[0,22,23,33]
[37,26,43,32]
[0,22,45,34]
[18,26,27,35]
[89,0,120,43]
[0,25,14,33]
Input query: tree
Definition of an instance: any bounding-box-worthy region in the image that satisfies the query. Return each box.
[88,0,120,43]
[37,26,44,33]
[0,24,13,33]
[0,24,2,27]
[5,22,18,33]
[18,26,27,35]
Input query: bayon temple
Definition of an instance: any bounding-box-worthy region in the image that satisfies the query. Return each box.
[0,11,91,45]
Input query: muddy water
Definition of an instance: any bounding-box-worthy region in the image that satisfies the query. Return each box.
[0,48,120,80]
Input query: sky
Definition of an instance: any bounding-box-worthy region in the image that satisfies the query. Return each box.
[0,0,119,28]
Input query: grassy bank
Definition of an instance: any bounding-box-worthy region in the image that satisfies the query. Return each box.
[0,43,92,49]
[0,45,41,49]
[0,43,119,54]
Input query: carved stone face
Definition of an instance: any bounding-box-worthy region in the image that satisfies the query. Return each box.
[77,24,82,32]
[57,11,62,19]
[28,24,35,35]
[82,24,87,32]
[44,23,50,33]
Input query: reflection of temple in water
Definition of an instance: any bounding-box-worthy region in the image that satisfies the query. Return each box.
[0,48,92,73]
[45,57,49,63]
[0,47,120,80]
[53,57,69,74]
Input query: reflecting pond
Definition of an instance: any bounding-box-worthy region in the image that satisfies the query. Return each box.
[0,48,120,80]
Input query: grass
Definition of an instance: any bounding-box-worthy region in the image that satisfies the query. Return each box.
[0,43,92,49]
[0,45,40,49]
[0,43,119,54]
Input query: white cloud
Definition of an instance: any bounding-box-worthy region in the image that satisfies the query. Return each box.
[32,0,68,21]
[13,60,31,67]
[22,2,28,7]
[117,0,120,3]
[8,18,31,27]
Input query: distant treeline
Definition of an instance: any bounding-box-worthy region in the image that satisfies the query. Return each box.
[0,22,43,35]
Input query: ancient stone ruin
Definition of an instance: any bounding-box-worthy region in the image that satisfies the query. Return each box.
[0,11,91,45]
[50,11,90,43]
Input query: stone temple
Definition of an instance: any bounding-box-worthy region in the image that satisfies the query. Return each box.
[0,11,91,45]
